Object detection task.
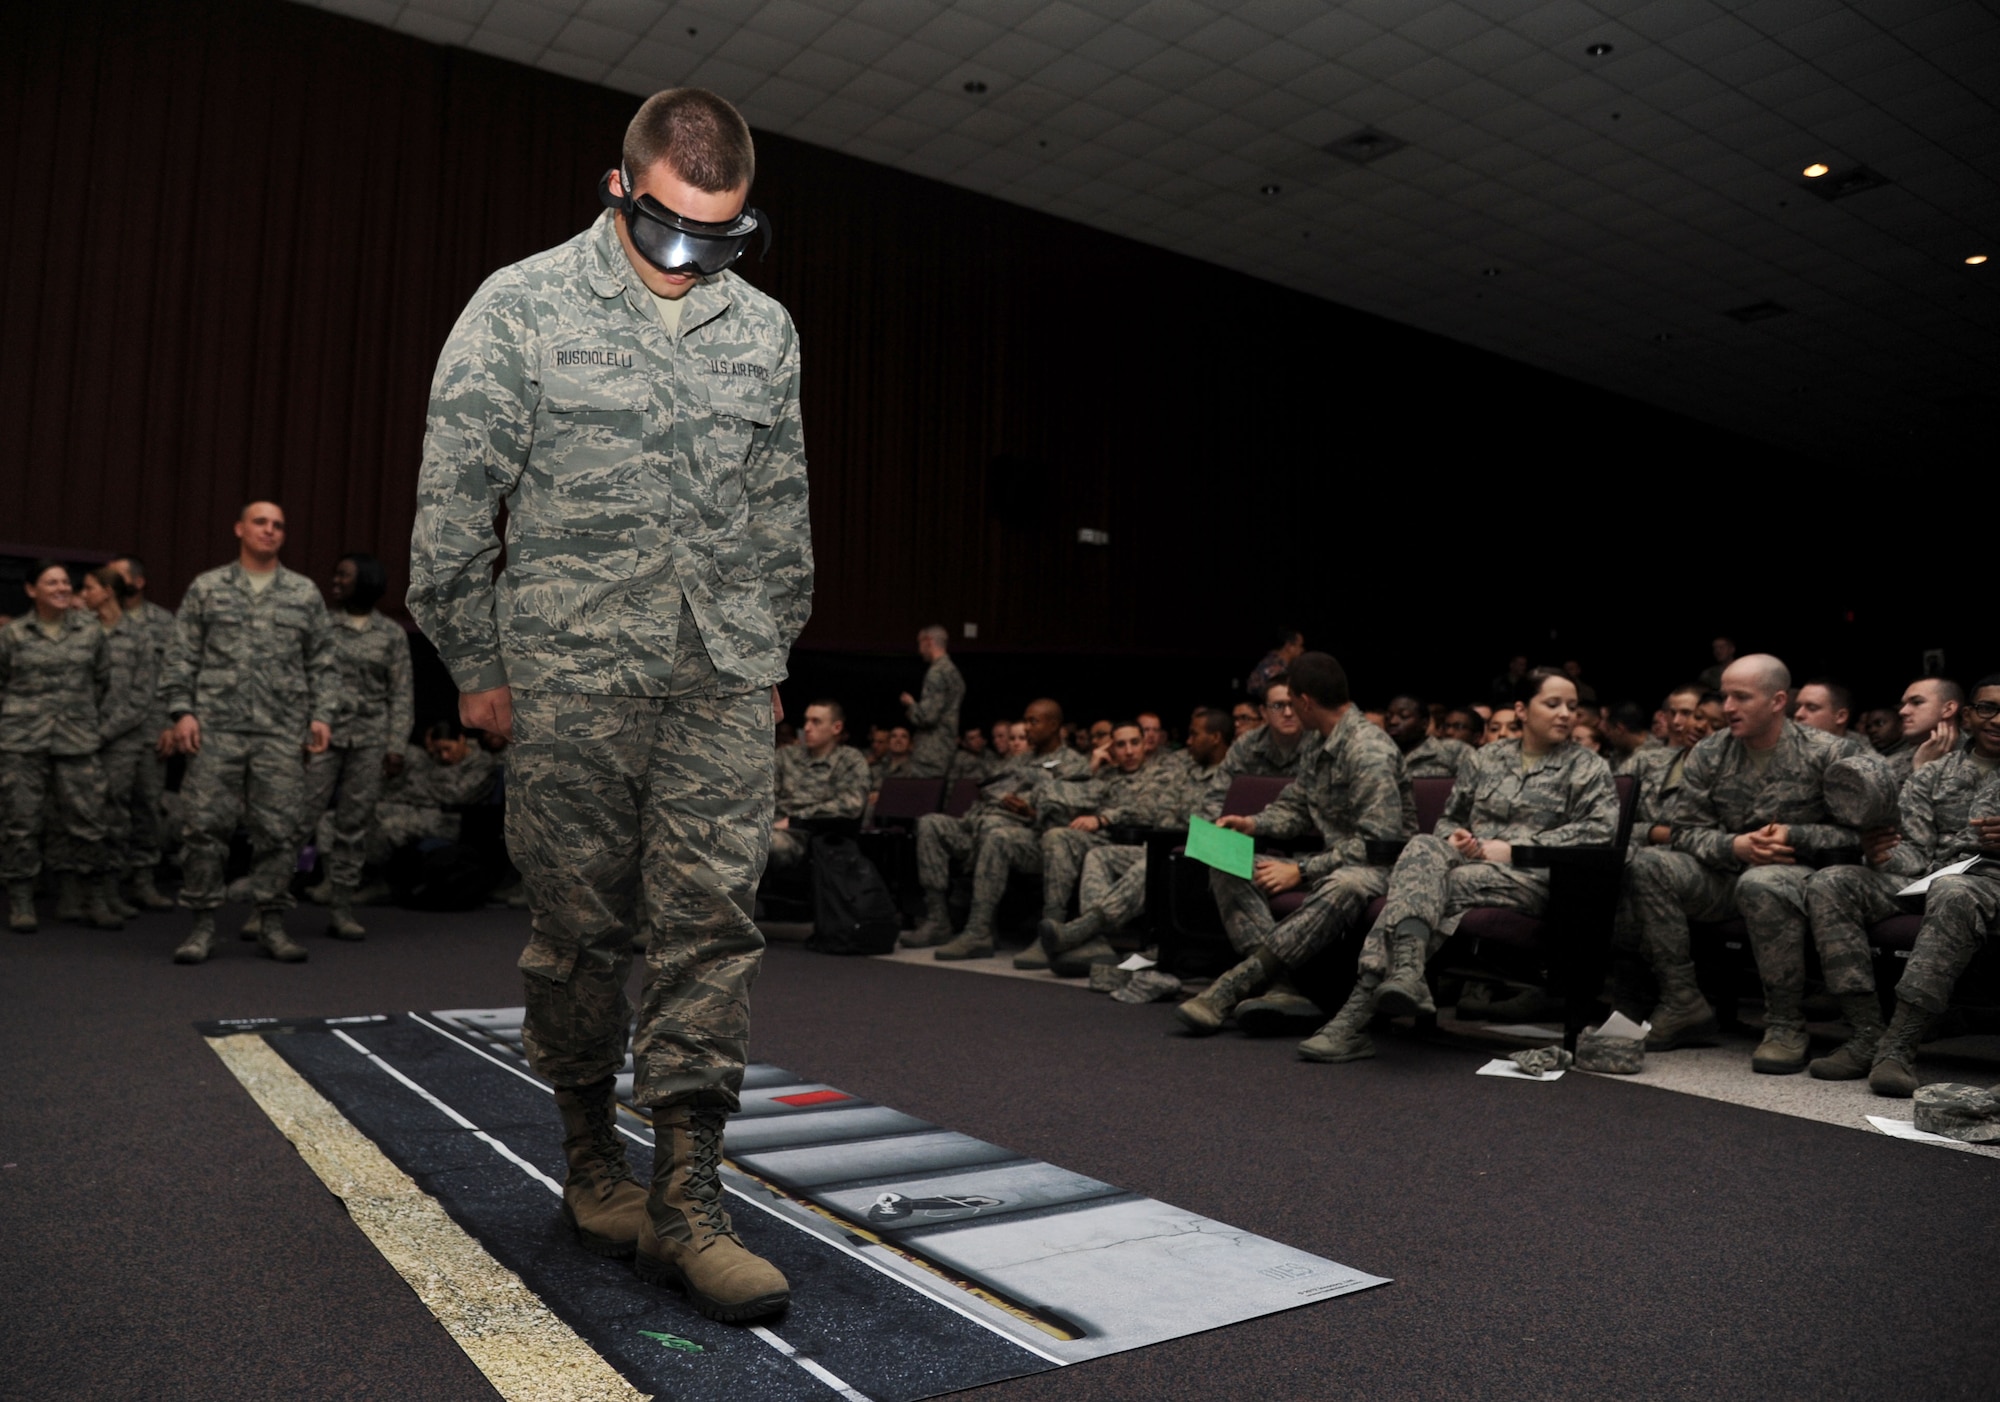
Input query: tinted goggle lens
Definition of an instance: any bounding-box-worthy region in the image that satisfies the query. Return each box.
[627,200,757,275]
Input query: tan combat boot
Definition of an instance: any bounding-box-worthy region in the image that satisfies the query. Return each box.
[173,913,218,964]
[933,924,994,960]
[1868,1000,1933,1098]
[101,874,138,921]
[903,891,951,948]
[82,874,126,930]
[1374,920,1435,1018]
[326,889,366,941]
[1645,966,1720,1050]
[1051,935,1122,977]
[1751,991,1809,1074]
[1173,949,1279,1034]
[553,1078,648,1258]
[1234,978,1325,1036]
[1808,994,1886,1081]
[8,882,38,933]
[1298,978,1382,1062]
[56,872,88,923]
[130,867,175,912]
[635,1107,790,1322]
[256,911,309,963]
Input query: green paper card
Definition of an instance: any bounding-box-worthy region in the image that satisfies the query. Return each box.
[1185,815,1254,879]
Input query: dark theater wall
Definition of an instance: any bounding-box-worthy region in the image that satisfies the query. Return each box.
[3,0,1967,711]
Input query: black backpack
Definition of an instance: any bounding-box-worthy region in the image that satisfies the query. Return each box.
[805,834,900,955]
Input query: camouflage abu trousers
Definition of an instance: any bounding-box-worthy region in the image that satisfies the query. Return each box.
[766,826,808,872]
[1802,864,1911,997]
[1212,863,1389,966]
[1079,844,1147,931]
[1,750,109,881]
[509,668,771,1113]
[1040,827,1108,922]
[98,729,163,872]
[1895,872,2000,1014]
[914,810,1022,891]
[965,826,1040,935]
[298,744,389,890]
[179,730,309,912]
[1359,834,1548,976]
[1624,847,1812,1024]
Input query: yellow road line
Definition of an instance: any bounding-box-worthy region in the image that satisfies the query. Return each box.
[205,1033,650,1402]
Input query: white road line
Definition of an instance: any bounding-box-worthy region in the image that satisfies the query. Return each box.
[750,1328,876,1402]
[330,1029,564,1196]
[404,1011,1067,1367]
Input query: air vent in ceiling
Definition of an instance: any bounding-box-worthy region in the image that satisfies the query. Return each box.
[1322,128,1405,165]
[1724,301,1789,323]
[1804,165,1891,201]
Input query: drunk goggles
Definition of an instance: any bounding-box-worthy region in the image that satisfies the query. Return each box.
[598,168,769,276]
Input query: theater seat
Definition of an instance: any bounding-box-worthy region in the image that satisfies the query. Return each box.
[1870,914,1922,952]
[868,777,945,829]
[941,777,981,819]
[1156,777,1297,977]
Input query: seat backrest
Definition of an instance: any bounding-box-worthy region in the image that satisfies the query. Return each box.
[1412,776,1454,835]
[1613,772,1638,847]
[941,777,982,818]
[872,777,944,821]
[1221,775,1292,817]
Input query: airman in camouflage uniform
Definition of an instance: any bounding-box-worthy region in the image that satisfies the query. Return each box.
[1295,731,1616,1062]
[84,597,160,918]
[1805,681,2000,1094]
[113,574,178,906]
[364,738,499,862]
[902,630,964,779]
[298,574,415,938]
[1039,709,1233,971]
[1401,734,1473,780]
[909,700,1084,956]
[1201,696,1310,819]
[161,531,337,963]
[1626,661,1857,1072]
[768,733,869,871]
[2,588,116,932]
[1178,703,1413,1035]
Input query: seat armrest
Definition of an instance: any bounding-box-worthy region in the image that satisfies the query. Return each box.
[1511,844,1623,871]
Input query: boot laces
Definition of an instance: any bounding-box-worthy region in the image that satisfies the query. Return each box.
[683,1115,735,1242]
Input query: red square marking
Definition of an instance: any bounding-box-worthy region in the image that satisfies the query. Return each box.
[772,1090,852,1107]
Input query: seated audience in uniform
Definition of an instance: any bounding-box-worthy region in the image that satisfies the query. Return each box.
[768,700,871,873]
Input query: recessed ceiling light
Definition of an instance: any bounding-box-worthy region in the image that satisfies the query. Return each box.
[1481,267,1501,277]
[1968,254,1989,265]
[1586,43,1614,56]
[1803,163,1829,178]
[963,80,988,94]
[1260,183,1281,195]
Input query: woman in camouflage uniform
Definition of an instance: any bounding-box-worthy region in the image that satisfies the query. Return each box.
[78,566,165,918]
[1,561,119,932]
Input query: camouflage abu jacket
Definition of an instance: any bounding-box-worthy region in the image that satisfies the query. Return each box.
[324,610,416,751]
[1437,738,1618,848]
[409,210,812,697]
[1667,720,1856,869]
[1250,707,1414,880]
[158,563,335,739]
[0,611,109,755]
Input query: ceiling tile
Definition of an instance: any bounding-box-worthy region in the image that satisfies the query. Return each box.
[396,9,475,45]
[481,0,567,46]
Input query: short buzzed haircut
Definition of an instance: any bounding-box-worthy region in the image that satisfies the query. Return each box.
[1192,706,1231,737]
[808,698,846,726]
[113,555,148,581]
[1913,676,1965,707]
[1973,674,2000,693]
[625,89,755,193]
[1802,678,1853,715]
[1287,652,1349,709]
[1733,653,1791,695]
[918,624,949,647]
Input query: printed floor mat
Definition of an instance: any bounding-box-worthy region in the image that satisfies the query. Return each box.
[201,1008,1387,1402]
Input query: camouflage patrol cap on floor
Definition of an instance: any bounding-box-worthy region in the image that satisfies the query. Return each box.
[1824,753,1904,831]
[1575,1028,1645,1074]
[1110,969,1183,1004]
[1912,1081,2000,1142]
[1508,1046,1573,1077]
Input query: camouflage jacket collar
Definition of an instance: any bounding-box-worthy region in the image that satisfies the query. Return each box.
[6,608,95,642]
[585,211,733,337]
[222,559,296,595]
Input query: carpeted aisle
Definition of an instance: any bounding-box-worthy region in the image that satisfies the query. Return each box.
[4,905,1997,1401]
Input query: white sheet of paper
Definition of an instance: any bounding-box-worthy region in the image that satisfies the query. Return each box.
[1898,856,1980,899]
[1481,1024,1564,1040]
[1476,1058,1565,1081]
[1116,954,1157,972]
[1594,1011,1651,1039]
[1865,1115,1962,1145]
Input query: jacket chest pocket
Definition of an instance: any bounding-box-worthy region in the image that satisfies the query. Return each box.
[701,384,775,494]
[518,399,654,578]
[531,400,649,490]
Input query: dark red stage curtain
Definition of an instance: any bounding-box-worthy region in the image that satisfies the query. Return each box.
[5,0,1834,677]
